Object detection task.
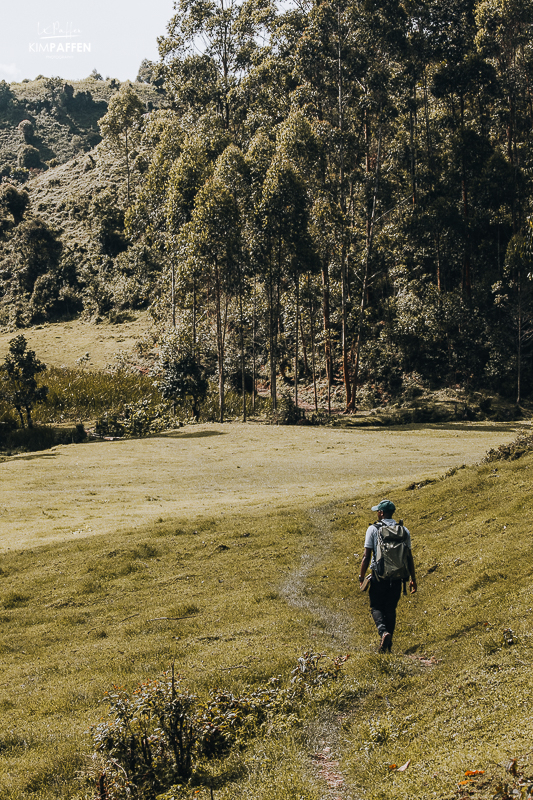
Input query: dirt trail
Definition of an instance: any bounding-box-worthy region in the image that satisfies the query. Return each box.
[281,502,358,800]
[280,504,353,648]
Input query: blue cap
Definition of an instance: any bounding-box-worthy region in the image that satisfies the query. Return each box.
[371,499,396,515]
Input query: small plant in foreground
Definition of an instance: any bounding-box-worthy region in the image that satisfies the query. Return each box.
[91,653,348,799]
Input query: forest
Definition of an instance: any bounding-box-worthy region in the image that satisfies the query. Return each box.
[1,0,533,415]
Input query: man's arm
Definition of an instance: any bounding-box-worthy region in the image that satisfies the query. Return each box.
[407,551,417,594]
[359,547,372,590]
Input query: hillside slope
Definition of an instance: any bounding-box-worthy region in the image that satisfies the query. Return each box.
[0,425,531,798]
[0,76,160,177]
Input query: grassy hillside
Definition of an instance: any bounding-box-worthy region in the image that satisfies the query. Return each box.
[0,313,151,371]
[0,424,531,798]
[0,77,160,176]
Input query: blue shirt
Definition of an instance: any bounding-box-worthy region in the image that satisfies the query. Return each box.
[364,518,411,571]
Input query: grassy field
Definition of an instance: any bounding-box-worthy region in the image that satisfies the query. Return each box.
[0,421,523,551]
[0,420,532,799]
[0,314,151,372]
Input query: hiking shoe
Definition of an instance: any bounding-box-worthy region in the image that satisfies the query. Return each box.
[379,632,392,653]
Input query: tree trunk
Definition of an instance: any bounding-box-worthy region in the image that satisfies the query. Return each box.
[349,119,382,410]
[268,256,277,409]
[341,247,352,411]
[252,275,257,415]
[294,273,299,410]
[239,276,246,422]
[300,316,309,378]
[192,274,197,354]
[15,405,25,428]
[25,405,33,428]
[321,262,333,386]
[171,259,176,329]
[308,274,318,413]
[125,125,130,205]
[214,258,224,423]
[460,95,472,301]
[517,265,522,404]
[337,4,351,411]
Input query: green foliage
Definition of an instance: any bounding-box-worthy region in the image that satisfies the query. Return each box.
[4,0,533,405]
[1,334,48,427]
[158,351,209,422]
[95,399,175,438]
[482,430,533,462]
[0,422,86,453]
[269,391,304,425]
[0,183,29,224]
[99,83,145,203]
[136,59,157,84]
[17,144,41,169]
[93,653,346,799]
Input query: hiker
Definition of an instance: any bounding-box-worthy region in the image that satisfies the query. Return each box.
[358,499,417,653]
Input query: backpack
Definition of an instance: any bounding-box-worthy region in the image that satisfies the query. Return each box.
[374,520,410,583]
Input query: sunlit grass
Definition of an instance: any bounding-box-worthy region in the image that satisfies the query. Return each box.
[0,431,532,798]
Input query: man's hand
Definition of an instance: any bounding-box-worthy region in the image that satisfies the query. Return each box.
[409,579,417,594]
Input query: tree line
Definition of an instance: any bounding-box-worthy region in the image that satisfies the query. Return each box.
[3,0,533,415]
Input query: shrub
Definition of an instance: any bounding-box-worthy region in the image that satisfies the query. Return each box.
[482,431,533,463]
[95,400,175,438]
[269,392,304,425]
[17,145,41,169]
[91,653,347,800]
[1,334,48,428]
[0,423,86,453]
[17,120,34,142]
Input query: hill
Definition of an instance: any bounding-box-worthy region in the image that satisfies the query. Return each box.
[0,422,531,798]
[0,76,160,178]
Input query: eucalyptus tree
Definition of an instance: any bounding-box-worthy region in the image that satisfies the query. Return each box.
[208,144,252,417]
[279,0,406,410]
[179,158,242,421]
[158,0,276,134]
[493,233,533,402]
[165,117,230,330]
[258,148,315,408]
[475,0,533,230]
[99,83,146,204]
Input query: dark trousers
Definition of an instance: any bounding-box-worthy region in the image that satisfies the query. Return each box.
[368,577,402,640]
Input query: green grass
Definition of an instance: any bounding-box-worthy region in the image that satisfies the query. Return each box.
[38,366,159,422]
[0,508,324,798]
[0,432,532,798]
[310,454,533,800]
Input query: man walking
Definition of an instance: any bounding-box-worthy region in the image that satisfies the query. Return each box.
[359,499,417,653]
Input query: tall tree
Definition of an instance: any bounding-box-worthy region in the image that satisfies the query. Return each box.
[180,169,241,421]
[99,83,145,204]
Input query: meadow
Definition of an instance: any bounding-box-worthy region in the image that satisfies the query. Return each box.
[0,418,532,799]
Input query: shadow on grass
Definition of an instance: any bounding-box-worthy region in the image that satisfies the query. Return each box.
[10,452,58,461]
[154,430,227,440]
[340,419,523,434]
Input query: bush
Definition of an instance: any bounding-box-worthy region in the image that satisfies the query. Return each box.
[482,431,533,463]
[269,393,304,425]
[91,653,347,800]
[0,423,86,453]
[95,400,176,438]
[17,145,41,169]
[17,120,34,142]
